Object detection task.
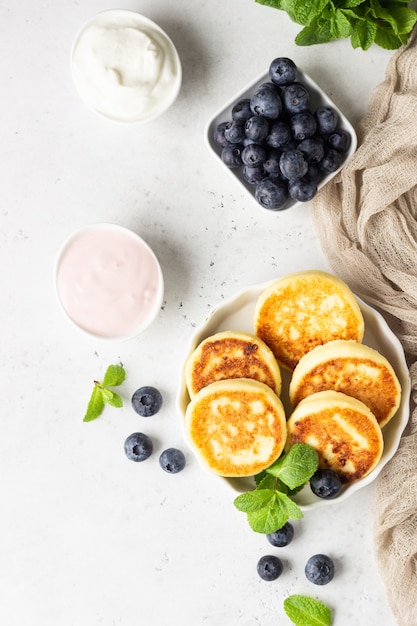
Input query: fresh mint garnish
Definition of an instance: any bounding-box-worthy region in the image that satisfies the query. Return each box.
[255,0,417,50]
[234,444,319,534]
[83,364,126,422]
[266,443,319,489]
[284,594,332,626]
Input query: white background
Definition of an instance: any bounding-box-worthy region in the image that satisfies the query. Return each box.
[0,1,402,624]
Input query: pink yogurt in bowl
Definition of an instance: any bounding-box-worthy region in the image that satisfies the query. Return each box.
[55,223,164,340]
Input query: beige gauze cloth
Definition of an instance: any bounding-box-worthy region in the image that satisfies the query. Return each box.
[311,28,417,626]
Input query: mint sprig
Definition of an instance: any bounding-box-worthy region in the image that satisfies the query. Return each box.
[83,364,126,422]
[234,444,319,534]
[255,0,417,50]
[284,594,332,626]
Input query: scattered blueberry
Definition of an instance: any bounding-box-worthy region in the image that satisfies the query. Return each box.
[131,386,163,417]
[305,554,335,585]
[279,150,308,180]
[283,82,310,114]
[315,105,338,134]
[267,522,294,547]
[269,57,297,86]
[124,432,153,462]
[250,87,282,119]
[288,176,317,202]
[159,448,186,474]
[245,115,269,142]
[257,555,283,581]
[231,98,252,122]
[310,469,343,499]
[255,178,288,210]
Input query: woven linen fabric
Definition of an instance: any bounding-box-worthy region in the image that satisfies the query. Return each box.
[311,29,417,626]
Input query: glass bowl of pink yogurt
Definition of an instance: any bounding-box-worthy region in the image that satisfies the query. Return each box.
[55,223,164,341]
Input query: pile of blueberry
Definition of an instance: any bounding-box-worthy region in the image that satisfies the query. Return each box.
[213,57,352,210]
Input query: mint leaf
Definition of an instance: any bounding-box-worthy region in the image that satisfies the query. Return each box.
[374,22,405,48]
[106,391,123,408]
[83,364,126,422]
[276,490,304,520]
[234,489,276,512]
[284,594,332,625]
[247,496,288,533]
[255,0,417,49]
[282,0,330,25]
[266,443,319,489]
[102,364,126,387]
[83,385,105,422]
[235,489,304,533]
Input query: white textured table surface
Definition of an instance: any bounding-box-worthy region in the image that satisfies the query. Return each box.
[1,1,399,625]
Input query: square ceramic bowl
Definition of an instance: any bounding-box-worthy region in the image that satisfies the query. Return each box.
[205,66,357,211]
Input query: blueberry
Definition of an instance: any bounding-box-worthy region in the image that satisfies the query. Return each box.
[267,522,294,547]
[283,82,310,114]
[245,115,269,142]
[231,98,252,122]
[266,121,291,149]
[243,165,267,185]
[264,149,283,176]
[250,87,282,119]
[320,148,343,173]
[269,57,297,86]
[290,112,317,141]
[308,163,321,181]
[257,81,282,94]
[124,432,153,462]
[257,555,283,581]
[213,122,231,148]
[221,145,243,168]
[279,150,308,180]
[288,176,318,202]
[224,120,246,144]
[131,386,163,417]
[310,469,343,499]
[159,448,186,474]
[255,178,288,210]
[328,129,351,152]
[315,106,339,134]
[241,143,267,167]
[305,554,335,585]
[297,138,324,164]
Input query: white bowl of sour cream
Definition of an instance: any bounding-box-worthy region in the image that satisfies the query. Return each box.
[55,224,164,341]
[71,10,182,123]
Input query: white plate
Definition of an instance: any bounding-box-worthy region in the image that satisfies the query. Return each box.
[177,281,410,510]
[205,67,357,212]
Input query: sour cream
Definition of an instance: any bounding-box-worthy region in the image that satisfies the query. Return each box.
[55,224,164,340]
[71,10,182,123]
